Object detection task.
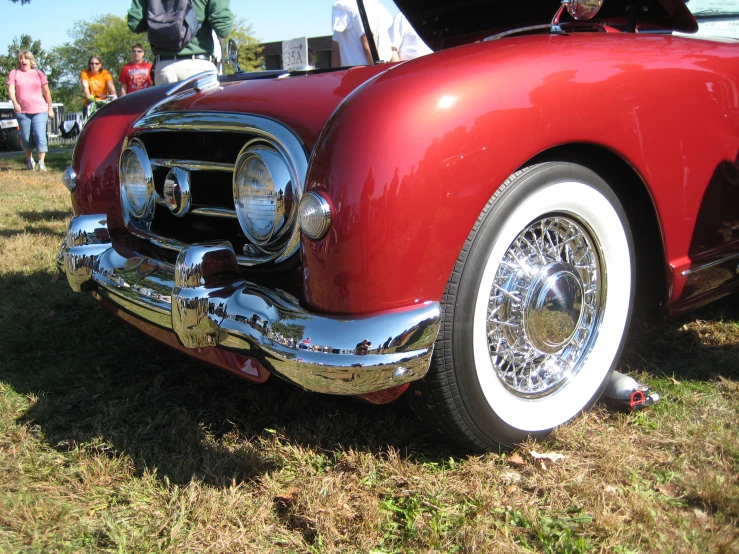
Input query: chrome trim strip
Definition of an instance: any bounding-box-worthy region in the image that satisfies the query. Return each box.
[165,71,219,97]
[133,114,309,160]
[150,158,234,172]
[190,206,238,219]
[484,24,553,41]
[681,252,739,276]
[118,224,275,266]
[58,215,441,396]
[154,198,238,219]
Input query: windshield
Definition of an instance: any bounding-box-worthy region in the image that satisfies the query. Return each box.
[687,0,739,17]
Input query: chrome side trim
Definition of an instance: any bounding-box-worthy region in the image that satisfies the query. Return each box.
[681,252,739,276]
[58,215,441,396]
[150,158,234,172]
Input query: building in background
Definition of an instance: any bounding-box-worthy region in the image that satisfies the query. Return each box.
[261,36,333,70]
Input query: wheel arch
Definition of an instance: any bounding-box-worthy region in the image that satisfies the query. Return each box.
[524,143,669,311]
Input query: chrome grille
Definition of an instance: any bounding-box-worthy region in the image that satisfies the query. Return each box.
[124,112,309,267]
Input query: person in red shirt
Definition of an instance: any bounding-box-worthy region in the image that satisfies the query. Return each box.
[118,43,153,96]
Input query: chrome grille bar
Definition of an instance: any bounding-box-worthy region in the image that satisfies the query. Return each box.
[155,198,238,219]
[191,207,238,219]
[150,158,234,172]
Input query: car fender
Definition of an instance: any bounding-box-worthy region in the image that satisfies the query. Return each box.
[303,33,739,314]
[71,86,172,232]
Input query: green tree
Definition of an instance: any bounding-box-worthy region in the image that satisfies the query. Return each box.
[224,17,264,74]
[270,322,307,344]
[50,14,150,112]
[0,35,57,101]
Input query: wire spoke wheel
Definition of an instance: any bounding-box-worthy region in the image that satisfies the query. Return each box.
[488,215,603,398]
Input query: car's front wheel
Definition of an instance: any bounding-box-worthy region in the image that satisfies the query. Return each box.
[410,162,635,451]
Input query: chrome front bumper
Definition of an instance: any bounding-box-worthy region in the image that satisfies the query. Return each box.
[57,215,441,395]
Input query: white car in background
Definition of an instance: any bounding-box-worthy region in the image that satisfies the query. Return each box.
[684,0,739,40]
[0,101,22,151]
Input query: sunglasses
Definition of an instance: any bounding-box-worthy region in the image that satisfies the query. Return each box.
[132,50,143,53]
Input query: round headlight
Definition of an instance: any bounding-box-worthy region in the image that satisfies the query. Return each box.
[120,140,154,220]
[299,191,331,240]
[233,144,294,246]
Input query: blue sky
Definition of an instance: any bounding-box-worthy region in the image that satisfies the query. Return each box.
[1,0,401,50]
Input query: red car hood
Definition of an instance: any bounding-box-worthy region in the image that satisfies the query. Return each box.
[395,0,698,47]
[154,65,389,152]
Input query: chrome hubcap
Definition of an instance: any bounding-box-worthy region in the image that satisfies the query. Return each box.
[523,261,584,354]
[488,216,602,397]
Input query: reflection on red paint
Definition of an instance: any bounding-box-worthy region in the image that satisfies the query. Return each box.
[355,383,409,405]
[94,293,270,384]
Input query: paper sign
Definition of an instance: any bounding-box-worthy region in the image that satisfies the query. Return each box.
[282,37,310,71]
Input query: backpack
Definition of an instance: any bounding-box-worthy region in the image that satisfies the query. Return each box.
[147,0,201,51]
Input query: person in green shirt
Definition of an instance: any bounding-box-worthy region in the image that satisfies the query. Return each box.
[127,0,234,85]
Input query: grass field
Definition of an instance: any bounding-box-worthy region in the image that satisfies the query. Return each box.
[0,152,737,553]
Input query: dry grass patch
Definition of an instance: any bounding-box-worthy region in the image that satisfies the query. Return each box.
[0,156,737,553]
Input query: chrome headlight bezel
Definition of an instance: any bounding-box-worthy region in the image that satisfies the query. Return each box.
[119,138,155,226]
[233,138,300,255]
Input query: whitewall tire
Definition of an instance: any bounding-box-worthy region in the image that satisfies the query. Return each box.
[410,162,635,451]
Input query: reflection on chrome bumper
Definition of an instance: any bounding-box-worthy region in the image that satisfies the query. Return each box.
[57,215,441,395]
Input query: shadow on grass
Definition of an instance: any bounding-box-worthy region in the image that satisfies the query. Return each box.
[40,154,73,173]
[18,210,72,223]
[620,294,739,383]
[0,269,441,488]
[1,268,737,488]
[0,151,71,167]
[0,210,72,238]
[0,225,67,238]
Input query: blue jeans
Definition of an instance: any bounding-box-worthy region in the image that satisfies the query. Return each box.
[15,112,49,153]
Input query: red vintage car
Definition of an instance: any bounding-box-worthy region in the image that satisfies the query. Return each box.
[57,0,739,451]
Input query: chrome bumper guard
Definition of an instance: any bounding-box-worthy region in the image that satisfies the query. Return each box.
[57,215,441,395]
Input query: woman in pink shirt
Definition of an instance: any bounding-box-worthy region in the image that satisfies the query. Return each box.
[7,50,54,171]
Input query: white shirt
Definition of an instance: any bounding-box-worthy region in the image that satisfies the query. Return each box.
[332,0,393,65]
[389,13,433,61]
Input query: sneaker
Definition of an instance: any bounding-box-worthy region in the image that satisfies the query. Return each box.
[26,159,35,170]
[38,162,46,172]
